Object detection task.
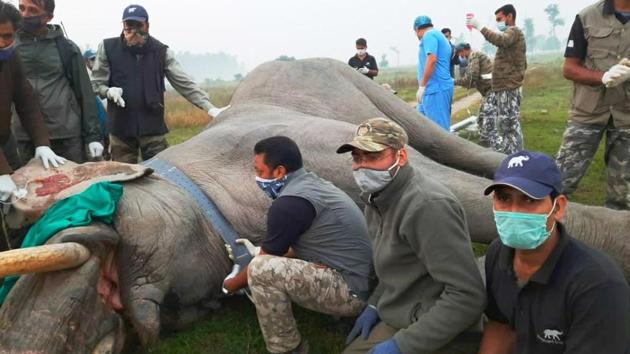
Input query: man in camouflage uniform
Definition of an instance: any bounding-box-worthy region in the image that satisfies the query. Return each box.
[555,0,630,210]
[338,118,485,354]
[222,136,374,354]
[453,43,494,147]
[467,4,527,154]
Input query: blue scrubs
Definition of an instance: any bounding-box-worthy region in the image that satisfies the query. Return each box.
[94,97,108,139]
[417,29,454,131]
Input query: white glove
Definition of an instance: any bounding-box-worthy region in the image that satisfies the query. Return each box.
[107,87,126,108]
[208,105,231,119]
[358,67,370,74]
[466,17,480,30]
[602,64,630,87]
[88,141,104,158]
[0,175,17,202]
[222,264,241,294]
[235,238,261,257]
[416,86,426,104]
[481,73,492,80]
[34,146,67,169]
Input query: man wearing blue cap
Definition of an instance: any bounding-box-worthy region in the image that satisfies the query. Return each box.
[413,15,454,131]
[91,4,229,163]
[479,151,630,354]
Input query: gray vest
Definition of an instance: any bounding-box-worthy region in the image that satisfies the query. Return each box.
[572,0,630,127]
[279,169,374,300]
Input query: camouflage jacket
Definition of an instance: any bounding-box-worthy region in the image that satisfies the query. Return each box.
[481,26,527,91]
[455,51,493,96]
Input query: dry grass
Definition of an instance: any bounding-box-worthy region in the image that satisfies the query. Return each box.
[164,84,238,128]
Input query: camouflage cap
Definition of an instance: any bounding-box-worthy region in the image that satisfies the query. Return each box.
[336,118,409,154]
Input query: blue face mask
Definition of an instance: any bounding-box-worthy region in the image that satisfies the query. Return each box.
[0,42,16,62]
[493,200,557,250]
[256,175,288,200]
[497,21,508,32]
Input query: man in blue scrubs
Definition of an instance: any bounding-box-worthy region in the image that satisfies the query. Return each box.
[414,16,454,131]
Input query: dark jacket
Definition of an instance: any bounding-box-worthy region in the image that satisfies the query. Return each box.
[12,25,101,143]
[0,53,50,174]
[103,36,169,138]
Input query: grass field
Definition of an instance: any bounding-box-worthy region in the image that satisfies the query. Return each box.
[154,56,607,353]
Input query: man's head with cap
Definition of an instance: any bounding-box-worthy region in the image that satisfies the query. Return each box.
[455,43,472,58]
[337,117,409,173]
[413,15,433,40]
[485,151,568,240]
[83,49,96,70]
[121,4,149,46]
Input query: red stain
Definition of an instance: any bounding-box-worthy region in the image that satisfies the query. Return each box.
[34,174,75,196]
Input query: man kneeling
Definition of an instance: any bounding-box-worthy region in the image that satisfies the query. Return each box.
[223,136,374,354]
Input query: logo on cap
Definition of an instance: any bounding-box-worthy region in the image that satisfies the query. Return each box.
[128,7,137,13]
[357,126,370,136]
[508,155,530,168]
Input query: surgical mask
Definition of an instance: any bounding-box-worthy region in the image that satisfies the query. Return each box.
[497,21,507,32]
[357,49,367,56]
[124,28,149,47]
[0,42,16,62]
[353,157,400,194]
[459,56,468,65]
[255,175,288,200]
[493,200,557,250]
[21,15,44,32]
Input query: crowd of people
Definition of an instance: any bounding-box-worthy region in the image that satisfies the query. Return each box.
[349,2,630,211]
[0,0,228,201]
[1,0,630,354]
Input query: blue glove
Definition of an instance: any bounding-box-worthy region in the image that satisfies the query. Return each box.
[367,339,402,354]
[346,305,380,344]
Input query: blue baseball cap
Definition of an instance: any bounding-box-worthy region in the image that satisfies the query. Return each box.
[413,16,432,31]
[484,151,563,199]
[83,49,96,59]
[122,4,149,22]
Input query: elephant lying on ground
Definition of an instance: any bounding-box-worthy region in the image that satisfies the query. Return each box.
[0,58,628,353]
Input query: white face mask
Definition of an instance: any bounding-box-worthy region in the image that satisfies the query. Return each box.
[357,49,367,56]
[353,156,401,194]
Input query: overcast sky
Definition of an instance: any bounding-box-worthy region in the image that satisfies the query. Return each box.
[9,0,595,71]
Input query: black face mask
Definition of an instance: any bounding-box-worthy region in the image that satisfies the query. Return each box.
[21,15,44,32]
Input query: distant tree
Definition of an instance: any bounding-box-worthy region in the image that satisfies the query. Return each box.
[534,34,548,52]
[233,73,244,81]
[379,54,389,69]
[276,55,296,61]
[543,36,562,51]
[523,18,536,53]
[544,4,565,39]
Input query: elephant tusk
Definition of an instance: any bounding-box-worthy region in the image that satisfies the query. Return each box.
[0,242,91,278]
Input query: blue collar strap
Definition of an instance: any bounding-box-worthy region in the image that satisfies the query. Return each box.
[143,158,253,267]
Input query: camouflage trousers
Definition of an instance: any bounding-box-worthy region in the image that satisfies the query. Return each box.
[248,255,366,353]
[556,120,630,210]
[109,134,168,163]
[477,88,523,154]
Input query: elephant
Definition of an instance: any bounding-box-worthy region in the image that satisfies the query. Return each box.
[0,58,627,353]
